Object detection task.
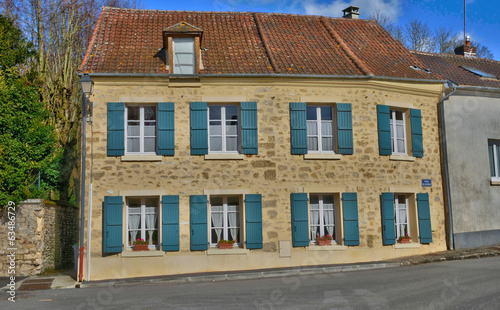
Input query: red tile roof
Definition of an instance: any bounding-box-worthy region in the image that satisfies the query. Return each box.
[80,7,441,81]
[413,52,500,88]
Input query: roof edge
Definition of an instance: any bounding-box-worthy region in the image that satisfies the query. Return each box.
[79,6,106,73]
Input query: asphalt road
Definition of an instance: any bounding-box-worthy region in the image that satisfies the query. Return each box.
[2,256,500,309]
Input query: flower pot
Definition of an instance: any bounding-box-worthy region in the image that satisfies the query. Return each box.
[133,244,149,251]
[398,238,411,244]
[317,239,332,246]
[218,243,234,249]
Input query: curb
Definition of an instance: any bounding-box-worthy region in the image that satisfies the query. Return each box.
[80,262,400,288]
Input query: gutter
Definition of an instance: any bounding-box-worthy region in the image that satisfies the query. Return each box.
[440,84,457,250]
[77,72,446,84]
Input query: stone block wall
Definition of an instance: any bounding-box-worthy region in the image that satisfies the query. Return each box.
[0,199,79,276]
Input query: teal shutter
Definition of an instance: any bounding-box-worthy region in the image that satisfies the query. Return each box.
[377,105,391,156]
[417,193,433,243]
[337,103,353,155]
[381,192,396,245]
[410,109,423,158]
[290,102,307,155]
[107,102,125,156]
[161,195,179,251]
[342,193,359,246]
[158,102,175,156]
[291,193,309,247]
[190,195,208,251]
[241,102,258,155]
[245,194,263,249]
[190,102,208,155]
[103,196,123,253]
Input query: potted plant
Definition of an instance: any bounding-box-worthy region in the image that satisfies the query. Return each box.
[398,234,412,244]
[133,238,150,251]
[218,239,236,249]
[316,234,333,246]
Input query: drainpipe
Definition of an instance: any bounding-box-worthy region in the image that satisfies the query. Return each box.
[79,92,86,282]
[440,84,457,250]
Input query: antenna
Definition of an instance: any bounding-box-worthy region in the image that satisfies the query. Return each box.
[464,0,466,44]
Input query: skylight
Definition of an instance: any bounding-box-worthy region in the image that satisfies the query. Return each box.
[460,66,497,79]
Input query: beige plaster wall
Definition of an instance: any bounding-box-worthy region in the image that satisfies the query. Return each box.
[83,76,446,280]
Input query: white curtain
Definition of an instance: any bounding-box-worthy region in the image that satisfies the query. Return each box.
[228,212,237,241]
[310,210,319,240]
[145,209,157,245]
[324,210,332,236]
[128,214,140,245]
[211,213,223,242]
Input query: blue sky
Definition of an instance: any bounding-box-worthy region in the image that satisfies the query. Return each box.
[143,0,500,60]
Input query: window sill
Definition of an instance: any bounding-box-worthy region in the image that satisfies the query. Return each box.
[207,248,249,255]
[393,242,420,249]
[121,250,165,258]
[308,244,347,251]
[121,155,163,162]
[389,155,416,162]
[205,154,245,160]
[490,179,500,186]
[304,154,341,160]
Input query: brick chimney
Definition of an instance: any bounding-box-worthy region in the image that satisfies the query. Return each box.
[342,6,360,19]
[454,36,477,57]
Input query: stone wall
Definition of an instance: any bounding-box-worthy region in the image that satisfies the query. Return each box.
[84,76,448,280]
[0,199,79,276]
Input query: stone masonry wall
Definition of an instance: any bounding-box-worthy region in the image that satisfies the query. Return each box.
[0,200,79,276]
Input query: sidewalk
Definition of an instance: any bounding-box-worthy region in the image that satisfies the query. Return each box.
[4,245,500,290]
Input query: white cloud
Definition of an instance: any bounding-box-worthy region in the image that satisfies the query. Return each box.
[303,0,402,20]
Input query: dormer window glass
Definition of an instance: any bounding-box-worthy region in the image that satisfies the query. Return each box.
[172,37,195,74]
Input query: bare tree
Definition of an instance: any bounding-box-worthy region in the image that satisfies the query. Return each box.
[434,26,460,54]
[405,18,434,52]
[369,9,392,29]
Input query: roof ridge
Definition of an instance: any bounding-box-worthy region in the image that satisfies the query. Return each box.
[252,13,278,74]
[412,50,500,64]
[319,16,373,76]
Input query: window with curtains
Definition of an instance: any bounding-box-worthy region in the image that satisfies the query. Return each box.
[309,194,337,244]
[125,105,157,154]
[306,105,335,153]
[394,194,410,239]
[126,197,159,248]
[390,109,407,155]
[489,140,500,181]
[210,196,241,247]
[208,105,240,153]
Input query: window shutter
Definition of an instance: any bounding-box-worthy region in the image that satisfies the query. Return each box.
[107,102,125,156]
[161,195,179,251]
[342,193,359,246]
[377,105,391,156]
[103,196,123,253]
[245,194,263,249]
[410,109,423,158]
[417,193,433,243]
[291,193,309,247]
[290,102,307,155]
[190,195,208,251]
[381,192,396,245]
[158,102,175,156]
[190,102,208,155]
[241,102,258,155]
[337,103,353,155]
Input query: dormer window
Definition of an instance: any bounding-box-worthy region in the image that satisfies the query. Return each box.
[163,21,203,75]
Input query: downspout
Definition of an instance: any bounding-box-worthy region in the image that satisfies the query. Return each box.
[79,93,86,282]
[440,84,456,250]
[86,103,94,282]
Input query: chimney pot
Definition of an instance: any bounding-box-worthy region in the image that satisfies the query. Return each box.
[342,6,360,19]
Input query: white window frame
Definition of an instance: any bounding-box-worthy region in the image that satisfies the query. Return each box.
[489,140,500,181]
[125,105,157,155]
[394,194,410,240]
[208,104,240,154]
[307,105,336,153]
[390,109,407,155]
[172,37,195,74]
[209,195,242,247]
[125,197,159,250]
[309,194,337,244]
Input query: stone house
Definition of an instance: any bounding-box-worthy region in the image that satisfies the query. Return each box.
[78,7,447,281]
[415,42,500,249]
